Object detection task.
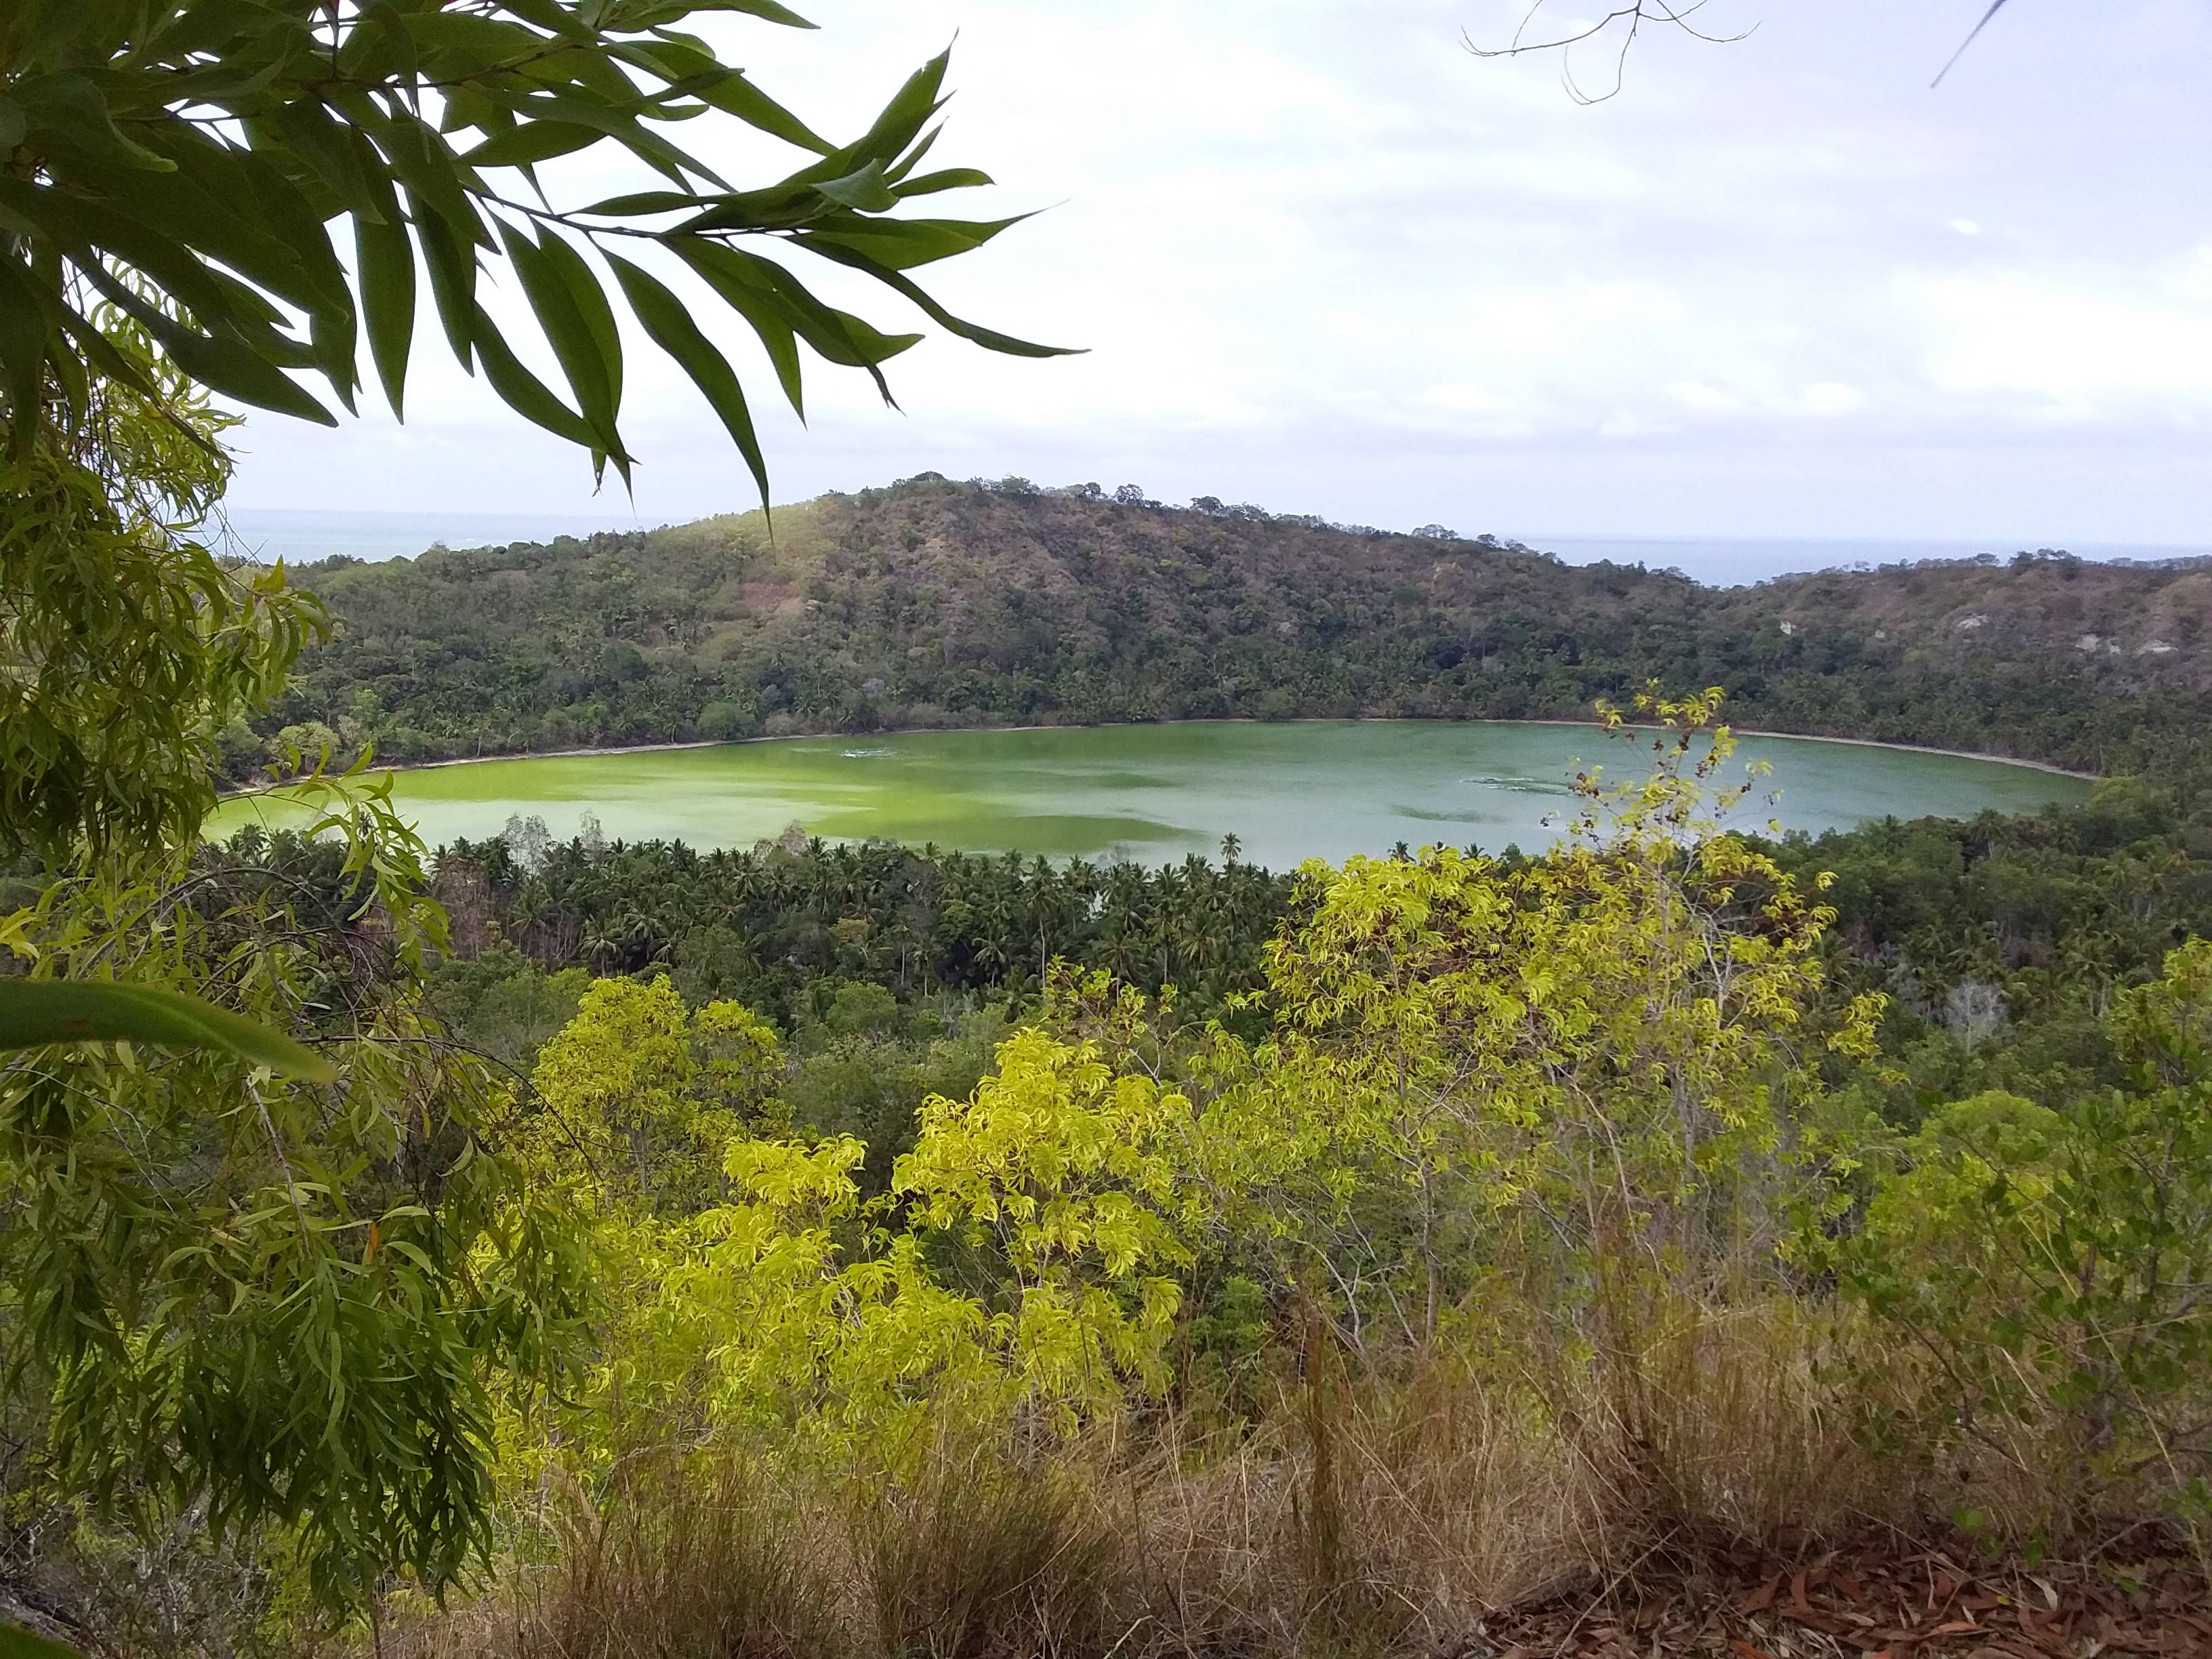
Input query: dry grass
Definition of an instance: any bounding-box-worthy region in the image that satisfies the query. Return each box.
[390,1297,1982,1659]
[395,1456,841,1659]
[1589,1294,1900,1540]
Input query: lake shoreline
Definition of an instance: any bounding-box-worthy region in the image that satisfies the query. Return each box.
[219,715,2100,802]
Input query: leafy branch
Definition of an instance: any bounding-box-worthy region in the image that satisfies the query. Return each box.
[0,1,1078,505]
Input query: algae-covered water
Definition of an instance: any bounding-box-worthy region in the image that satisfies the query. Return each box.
[207,721,2090,867]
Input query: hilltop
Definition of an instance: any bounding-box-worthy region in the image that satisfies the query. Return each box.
[254,476,2212,780]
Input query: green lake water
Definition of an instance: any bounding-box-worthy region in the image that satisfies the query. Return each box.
[207,722,2091,867]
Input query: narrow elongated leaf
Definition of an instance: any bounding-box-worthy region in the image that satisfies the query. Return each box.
[799,213,1026,272]
[0,260,49,457]
[683,0,817,26]
[462,121,602,169]
[468,303,602,457]
[497,221,626,468]
[577,190,701,217]
[490,87,722,190]
[11,72,175,172]
[893,167,995,198]
[337,0,419,82]
[882,124,942,184]
[407,193,480,370]
[611,41,831,153]
[272,100,384,223]
[670,237,806,415]
[818,47,947,175]
[160,123,354,321]
[804,239,1081,359]
[87,266,339,424]
[402,10,545,56]
[370,108,487,250]
[0,981,339,1084]
[483,0,596,40]
[355,194,415,417]
[535,230,624,413]
[606,251,771,512]
[678,238,919,380]
[812,159,896,212]
[0,178,282,346]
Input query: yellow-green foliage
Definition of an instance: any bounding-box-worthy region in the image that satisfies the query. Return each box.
[575,1011,1229,1466]
[529,977,786,1214]
[523,691,1888,1483]
[1240,690,1882,1340]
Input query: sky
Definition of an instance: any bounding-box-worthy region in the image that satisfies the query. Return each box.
[222,0,2212,552]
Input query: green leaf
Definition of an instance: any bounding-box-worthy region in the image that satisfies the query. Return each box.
[367,106,487,251]
[893,167,995,199]
[822,48,948,176]
[606,251,772,514]
[669,238,806,416]
[0,259,51,459]
[577,191,701,218]
[86,266,340,425]
[462,121,602,169]
[800,213,1027,272]
[0,981,339,1084]
[10,73,176,172]
[497,222,626,470]
[611,43,832,154]
[804,239,1082,360]
[271,100,384,224]
[355,191,415,419]
[0,98,26,153]
[681,0,818,26]
[535,229,626,415]
[813,159,897,213]
[467,303,602,460]
[407,193,480,371]
[675,238,920,398]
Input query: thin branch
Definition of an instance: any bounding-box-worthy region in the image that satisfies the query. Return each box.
[1931,0,2014,89]
[1465,1,1755,105]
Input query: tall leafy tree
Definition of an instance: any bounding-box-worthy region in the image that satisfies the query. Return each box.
[0,1,1069,1635]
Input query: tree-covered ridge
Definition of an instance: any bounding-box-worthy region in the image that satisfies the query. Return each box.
[262,474,2212,781]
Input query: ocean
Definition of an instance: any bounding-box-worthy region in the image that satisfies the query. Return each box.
[218,508,647,568]
[1526,534,2212,589]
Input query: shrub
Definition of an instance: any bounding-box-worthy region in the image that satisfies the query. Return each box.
[1842,939,2212,1532]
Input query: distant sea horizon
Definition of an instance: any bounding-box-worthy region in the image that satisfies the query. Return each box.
[217,507,2212,590]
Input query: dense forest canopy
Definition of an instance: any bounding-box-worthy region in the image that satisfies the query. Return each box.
[259,475,2212,783]
[9,2,2212,1654]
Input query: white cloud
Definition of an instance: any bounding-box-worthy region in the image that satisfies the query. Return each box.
[1801,382,1868,416]
[1669,380,1741,412]
[225,0,2212,544]
[1914,270,2212,405]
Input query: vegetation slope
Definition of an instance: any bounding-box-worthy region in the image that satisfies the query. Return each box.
[258,475,2212,780]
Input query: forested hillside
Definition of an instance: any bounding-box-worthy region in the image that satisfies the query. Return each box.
[258,475,2212,781]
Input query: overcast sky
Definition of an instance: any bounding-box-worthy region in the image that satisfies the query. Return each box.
[223,0,2212,548]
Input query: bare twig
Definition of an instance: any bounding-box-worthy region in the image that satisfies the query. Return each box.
[1464,1,1755,105]
[1931,0,2015,88]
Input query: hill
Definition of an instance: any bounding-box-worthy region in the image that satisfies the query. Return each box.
[250,476,2212,781]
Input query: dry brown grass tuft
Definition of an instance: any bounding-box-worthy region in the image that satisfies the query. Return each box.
[386,1302,2109,1659]
[395,1455,842,1659]
[858,1441,1132,1659]
[1584,1293,1901,1542]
